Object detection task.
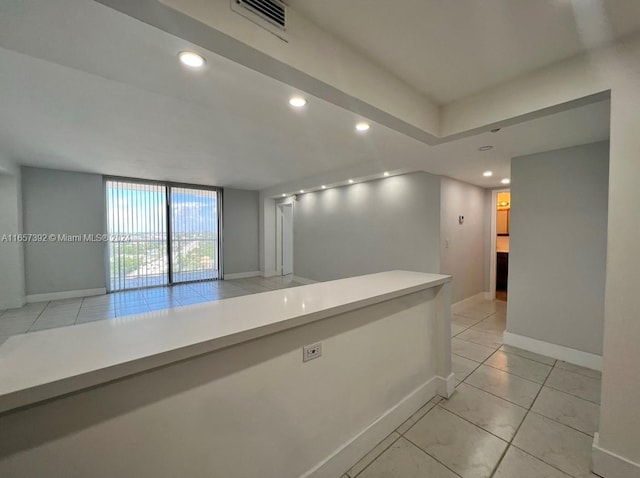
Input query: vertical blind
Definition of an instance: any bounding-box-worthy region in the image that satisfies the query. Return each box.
[106,179,220,291]
[170,186,219,283]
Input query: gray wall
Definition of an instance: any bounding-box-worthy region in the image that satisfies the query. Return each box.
[482,189,493,293]
[507,141,609,355]
[223,188,259,275]
[293,172,441,282]
[22,167,106,295]
[0,166,26,308]
[440,177,486,303]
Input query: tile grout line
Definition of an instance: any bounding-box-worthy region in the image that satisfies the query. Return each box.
[451,352,485,385]
[554,363,602,380]
[481,349,550,385]
[525,408,597,440]
[437,403,513,444]
[543,382,602,406]
[486,356,556,477]
[435,316,599,478]
[342,308,499,477]
[350,433,402,478]
[497,347,557,367]
[455,335,503,349]
[452,312,504,336]
[459,380,530,410]
[26,301,51,332]
[533,384,602,416]
[507,444,583,478]
[401,432,465,478]
[72,300,85,325]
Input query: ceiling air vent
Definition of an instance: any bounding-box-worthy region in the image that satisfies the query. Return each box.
[232,0,288,41]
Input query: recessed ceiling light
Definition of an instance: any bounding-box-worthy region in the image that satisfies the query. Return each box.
[289,96,307,107]
[281,193,286,197]
[321,185,326,189]
[178,51,205,68]
[383,172,390,177]
[483,171,493,177]
[355,122,370,131]
[490,128,501,133]
[348,179,354,184]
[299,189,305,193]
[501,178,511,184]
[478,145,493,151]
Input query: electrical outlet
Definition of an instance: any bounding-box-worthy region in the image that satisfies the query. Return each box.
[303,343,322,362]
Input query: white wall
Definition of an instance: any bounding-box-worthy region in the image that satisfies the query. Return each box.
[439,177,487,304]
[259,194,277,277]
[595,48,640,475]
[21,167,106,295]
[506,142,609,356]
[106,0,440,138]
[0,286,448,478]
[222,188,259,275]
[482,189,493,293]
[0,162,25,309]
[424,35,640,474]
[292,172,441,282]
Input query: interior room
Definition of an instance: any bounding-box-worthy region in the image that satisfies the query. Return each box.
[0,1,638,477]
[496,191,510,301]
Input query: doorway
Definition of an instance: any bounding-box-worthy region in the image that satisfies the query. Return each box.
[106,178,221,291]
[278,203,293,276]
[490,189,511,301]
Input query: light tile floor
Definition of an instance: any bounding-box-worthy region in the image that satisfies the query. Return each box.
[342,299,603,478]
[0,276,302,345]
[1,289,604,477]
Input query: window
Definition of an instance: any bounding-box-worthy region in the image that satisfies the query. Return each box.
[106,178,221,291]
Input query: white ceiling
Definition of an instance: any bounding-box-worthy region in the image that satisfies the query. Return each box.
[288,0,640,103]
[0,0,610,190]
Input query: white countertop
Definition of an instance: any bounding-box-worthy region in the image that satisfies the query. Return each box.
[0,271,450,413]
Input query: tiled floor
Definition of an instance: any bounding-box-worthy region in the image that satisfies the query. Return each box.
[0,276,302,345]
[342,299,603,478]
[1,290,604,477]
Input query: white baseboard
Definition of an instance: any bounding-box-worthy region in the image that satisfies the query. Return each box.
[302,377,439,478]
[26,288,106,303]
[452,291,488,314]
[503,331,603,371]
[437,372,456,399]
[0,297,26,310]
[224,271,261,280]
[592,432,640,477]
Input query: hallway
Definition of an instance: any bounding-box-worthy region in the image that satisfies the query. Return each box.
[344,299,601,478]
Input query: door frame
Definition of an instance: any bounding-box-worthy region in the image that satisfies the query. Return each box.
[104,176,223,291]
[489,188,510,300]
[275,199,294,276]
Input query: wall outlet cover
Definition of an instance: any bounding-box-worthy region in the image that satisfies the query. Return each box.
[303,343,322,362]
